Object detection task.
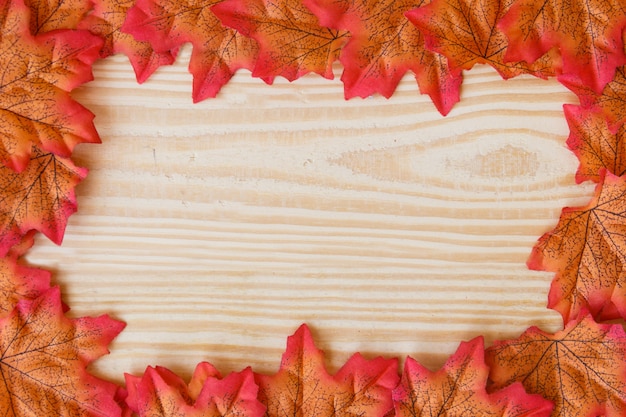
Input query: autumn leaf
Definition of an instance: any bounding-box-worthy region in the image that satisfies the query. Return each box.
[563,65,626,133]
[78,0,177,83]
[122,0,259,101]
[0,233,50,316]
[24,0,92,34]
[565,104,626,183]
[255,324,398,417]
[0,148,87,257]
[211,0,348,82]
[303,0,462,115]
[498,0,626,93]
[406,0,560,80]
[0,286,125,416]
[486,314,626,417]
[0,0,102,172]
[393,337,553,417]
[527,170,626,323]
[125,362,265,417]
[0,231,50,315]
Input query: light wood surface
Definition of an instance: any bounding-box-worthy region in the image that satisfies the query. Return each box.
[26,45,596,384]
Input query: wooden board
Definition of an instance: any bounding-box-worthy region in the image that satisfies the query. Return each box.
[27,45,595,384]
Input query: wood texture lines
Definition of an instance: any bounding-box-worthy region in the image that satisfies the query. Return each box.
[27,45,595,382]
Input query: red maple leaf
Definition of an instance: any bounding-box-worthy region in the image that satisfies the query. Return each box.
[498,0,626,93]
[255,324,399,416]
[527,170,626,323]
[393,337,553,417]
[212,0,348,82]
[486,314,626,417]
[0,287,125,416]
[125,362,265,416]
[565,104,626,183]
[0,148,87,257]
[406,0,561,80]
[0,231,50,315]
[0,0,102,172]
[79,0,177,83]
[122,0,259,101]
[303,0,462,115]
[563,65,626,133]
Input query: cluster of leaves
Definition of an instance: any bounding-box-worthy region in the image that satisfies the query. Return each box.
[120,321,626,417]
[1,0,626,414]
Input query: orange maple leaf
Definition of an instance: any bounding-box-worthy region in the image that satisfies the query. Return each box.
[303,0,462,115]
[406,0,560,80]
[563,65,626,133]
[122,0,259,101]
[24,0,92,34]
[212,0,348,82]
[0,232,50,315]
[0,287,125,416]
[527,170,626,323]
[393,337,553,417]
[125,362,265,417]
[565,104,626,183]
[255,324,398,417]
[0,0,102,172]
[79,0,177,83]
[486,314,626,417]
[498,0,626,93]
[0,148,87,257]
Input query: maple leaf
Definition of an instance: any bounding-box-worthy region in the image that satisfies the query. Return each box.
[527,170,626,323]
[0,148,87,257]
[24,0,92,34]
[125,362,265,417]
[0,286,125,416]
[498,0,626,93]
[565,104,626,183]
[393,337,553,417]
[255,324,399,417]
[303,0,462,115]
[122,0,259,101]
[406,0,561,80]
[211,0,348,82]
[0,231,50,315]
[486,314,626,417]
[0,0,102,172]
[563,65,626,133]
[78,0,177,83]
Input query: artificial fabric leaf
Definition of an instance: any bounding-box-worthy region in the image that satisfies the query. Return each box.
[123,0,259,101]
[392,337,553,417]
[486,314,626,417]
[0,231,50,315]
[256,324,398,417]
[212,0,348,82]
[0,286,125,416]
[498,0,626,93]
[125,363,265,417]
[406,0,560,80]
[0,0,102,172]
[527,170,626,323]
[0,148,87,257]
[563,65,626,133]
[303,0,462,115]
[331,353,399,416]
[25,0,92,34]
[78,0,177,83]
[565,104,626,183]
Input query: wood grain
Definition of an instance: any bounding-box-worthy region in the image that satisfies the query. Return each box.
[27,45,595,384]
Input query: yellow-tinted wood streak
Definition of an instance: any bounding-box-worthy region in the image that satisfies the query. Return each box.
[27,45,595,383]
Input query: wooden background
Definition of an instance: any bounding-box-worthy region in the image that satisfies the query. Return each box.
[27,45,596,384]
